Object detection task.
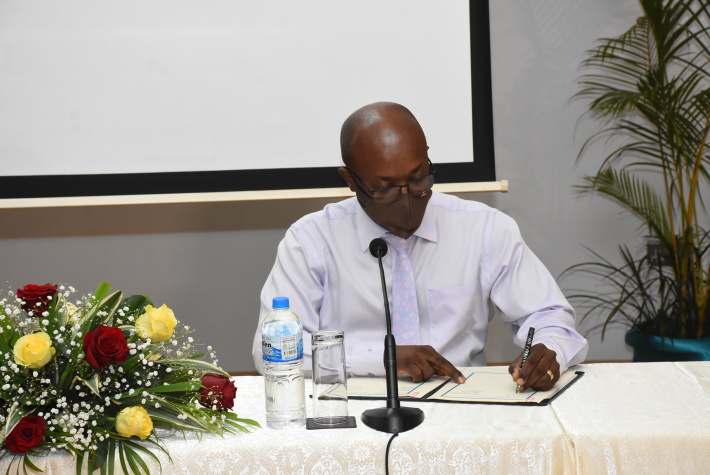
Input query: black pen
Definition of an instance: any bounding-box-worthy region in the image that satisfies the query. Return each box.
[516,327,535,393]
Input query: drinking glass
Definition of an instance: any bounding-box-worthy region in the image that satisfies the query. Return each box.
[311,330,348,426]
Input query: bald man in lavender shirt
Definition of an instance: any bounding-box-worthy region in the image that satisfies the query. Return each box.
[253,102,588,391]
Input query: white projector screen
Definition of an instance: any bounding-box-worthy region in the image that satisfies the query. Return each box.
[0,0,494,198]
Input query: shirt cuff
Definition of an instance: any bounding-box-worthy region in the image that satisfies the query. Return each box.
[345,337,385,377]
[532,327,589,372]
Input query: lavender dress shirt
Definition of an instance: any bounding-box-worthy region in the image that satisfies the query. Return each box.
[252,192,588,376]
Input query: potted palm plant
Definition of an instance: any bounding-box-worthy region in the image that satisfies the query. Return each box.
[564,0,710,361]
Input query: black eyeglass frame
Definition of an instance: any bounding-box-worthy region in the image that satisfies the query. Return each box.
[346,159,437,203]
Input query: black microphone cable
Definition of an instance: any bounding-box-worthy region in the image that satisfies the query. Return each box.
[385,429,399,475]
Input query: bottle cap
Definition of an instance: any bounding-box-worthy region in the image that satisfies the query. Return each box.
[272,296,289,309]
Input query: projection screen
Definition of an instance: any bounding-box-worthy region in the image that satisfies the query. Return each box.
[0,0,495,200]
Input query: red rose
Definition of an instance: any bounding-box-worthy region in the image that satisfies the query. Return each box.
[17,284,58,315]
[5,414,46,453]
[83,324,130,369]
[199,373,237,411]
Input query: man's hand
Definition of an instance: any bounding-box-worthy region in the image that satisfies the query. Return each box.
[508,343,559,391]
[396,345,466,384]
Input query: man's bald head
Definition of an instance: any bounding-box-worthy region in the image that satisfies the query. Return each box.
[340,102,424,168]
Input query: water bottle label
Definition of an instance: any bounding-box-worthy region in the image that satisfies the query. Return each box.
[263,334,303,362]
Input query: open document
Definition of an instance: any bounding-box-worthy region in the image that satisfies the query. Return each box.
[346,366,583,406]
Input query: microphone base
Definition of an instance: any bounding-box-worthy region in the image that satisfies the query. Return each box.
[360,406,425,434]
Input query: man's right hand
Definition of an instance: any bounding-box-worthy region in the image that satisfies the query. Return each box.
[395,345,466,384]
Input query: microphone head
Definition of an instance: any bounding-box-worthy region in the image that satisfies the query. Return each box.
[369,238,388,258]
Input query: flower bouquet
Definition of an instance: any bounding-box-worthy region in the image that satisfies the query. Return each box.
[0,282,259,474]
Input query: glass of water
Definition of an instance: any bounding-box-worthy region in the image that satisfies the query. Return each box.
[311,330,348,426]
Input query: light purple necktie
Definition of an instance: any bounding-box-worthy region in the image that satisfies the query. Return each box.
[384,234,421,345]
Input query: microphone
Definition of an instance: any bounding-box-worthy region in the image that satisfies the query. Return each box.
[360,238,424,434]
[369,238,388,258]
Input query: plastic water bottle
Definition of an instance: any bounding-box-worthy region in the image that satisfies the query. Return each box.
[262,296,306,429]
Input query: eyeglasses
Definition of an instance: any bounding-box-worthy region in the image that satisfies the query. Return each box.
[346,159,436,204]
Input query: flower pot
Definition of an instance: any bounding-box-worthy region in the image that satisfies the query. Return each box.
[625,327,710,362]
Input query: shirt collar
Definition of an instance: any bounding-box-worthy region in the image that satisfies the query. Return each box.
[355,192,439,252]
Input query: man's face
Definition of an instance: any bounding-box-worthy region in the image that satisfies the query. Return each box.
[341,115,432,239]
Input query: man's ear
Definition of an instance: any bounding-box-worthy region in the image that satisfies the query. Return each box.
[338,167,357,192]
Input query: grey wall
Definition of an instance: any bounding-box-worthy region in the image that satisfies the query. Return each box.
[0,0,645,371]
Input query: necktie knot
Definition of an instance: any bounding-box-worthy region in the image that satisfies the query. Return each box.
[383,234,408,255]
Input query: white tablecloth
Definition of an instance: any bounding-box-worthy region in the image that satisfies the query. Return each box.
[552,362,710,474]
[2,362,709,474]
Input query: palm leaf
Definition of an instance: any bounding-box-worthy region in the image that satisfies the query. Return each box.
[578,168,673,243]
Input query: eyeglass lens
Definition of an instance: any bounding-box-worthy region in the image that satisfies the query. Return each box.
[372,175,433,203]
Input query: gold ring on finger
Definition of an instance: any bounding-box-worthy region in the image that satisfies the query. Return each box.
[547,370,554,381]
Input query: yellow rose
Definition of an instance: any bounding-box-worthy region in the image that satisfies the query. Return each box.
[13,332,56,369]
[115,406,153,440]
[135,304,177,342]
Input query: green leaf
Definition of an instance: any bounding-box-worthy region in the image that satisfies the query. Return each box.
[80,290,123,336]
[0,328,12,358]
[88,451,98,474]
[224,412,261,430]
[76,374,102,398]
[22,455,43,473]
[123,446,146,475]
[91,291,124,330]
[93,441,109,472]
[118,445,129,475]
[42,293,61,342]
[145,412,205,432]
[0,299,17,355]
[143,397,211,432]
[108,439,116,475]
[123,440,163,471]
[159,359,230,377]
[115,381,200,402]
[147,381,202,393]
[76,451,84,475]
[92,282,112,303]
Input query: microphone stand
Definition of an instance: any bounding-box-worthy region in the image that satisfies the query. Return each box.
[361,239,425,433]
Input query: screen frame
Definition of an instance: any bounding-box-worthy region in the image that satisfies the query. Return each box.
[0,0,494,200]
